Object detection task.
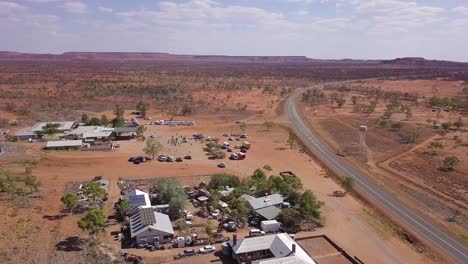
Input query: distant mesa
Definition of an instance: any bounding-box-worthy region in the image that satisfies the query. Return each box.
[0,51,466,66]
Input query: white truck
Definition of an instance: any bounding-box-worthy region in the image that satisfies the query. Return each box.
[261,220,282,233]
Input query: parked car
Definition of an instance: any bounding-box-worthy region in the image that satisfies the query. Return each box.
[184,155,192,160]
[133,160,141,165]
[227,148,233,152]
[223,133,230,137]
[199,245,216,254]
[128,157,135,162]
[240,134,248,138]
[145,156,153,161]
[136,156,146,162]
[176,157,183,162]
[167,156,175,162]
[179,249,196,257]
[211,209,221,218]
[158,155,168,162]
[234,145,241,149]
[217,162,227,168]
[249,229,266,237]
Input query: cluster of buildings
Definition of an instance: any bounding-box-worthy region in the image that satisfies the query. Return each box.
[14,121,138,150]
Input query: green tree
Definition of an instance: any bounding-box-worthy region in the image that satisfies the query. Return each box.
[336,97,346,108]
[227,196,249,224]
[157,178,187,218]
[24,175,41,193]
[263,165,273,172]
[88,117,102,126]
[61,193,78,215]
[428,141,444,155]
[143,138,163,159]
[42,123,61,138]
[181,104,192,116]
[78,210,106,238]
[136,101,149,118]
[136,125,147,141]
[342,177,355,193]
[112,104,125,127]
[287,131,297,149]
[297,190,321,221]
[249,169,268,191]
[399,131,419,144]
[82,182,106,208]
[117,199,130,220]
[391,122,403,131]
[81,113,90,124]
[205,221,215,237]
[209,173,241,189]
[278,208,302,229]
[100,115,109,127]
[442,156,460,171]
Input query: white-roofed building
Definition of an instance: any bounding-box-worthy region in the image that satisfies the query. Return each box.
[123,189,152,216]
[31,121,75,133]
[45,140,83,150]
[228,233,315,264]
[62,126,114,141]
[129,206,174,247]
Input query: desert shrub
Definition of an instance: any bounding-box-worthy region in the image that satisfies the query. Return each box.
[399,131,419,144]
[209,173,241,189]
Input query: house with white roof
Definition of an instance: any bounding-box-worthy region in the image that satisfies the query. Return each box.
[129,206,174,247]
[228,233,315,264]
[31,121,75,134]
[123,189,152,216]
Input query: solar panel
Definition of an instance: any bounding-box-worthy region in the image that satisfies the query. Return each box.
[129,195,147,206]
[140,207,156,225]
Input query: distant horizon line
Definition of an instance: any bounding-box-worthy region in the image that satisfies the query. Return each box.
[0,50,466,63]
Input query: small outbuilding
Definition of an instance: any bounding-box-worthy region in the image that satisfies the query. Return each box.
[45,140,83,150]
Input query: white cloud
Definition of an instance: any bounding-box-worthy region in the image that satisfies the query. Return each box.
[0,1,27,14]
[97,6,113,13]
[63,1,87,14]
[452,6,468,15]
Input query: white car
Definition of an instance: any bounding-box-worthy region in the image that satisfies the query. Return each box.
[199,245,216,254]
[218,162,227,168]
[211,209,221,218]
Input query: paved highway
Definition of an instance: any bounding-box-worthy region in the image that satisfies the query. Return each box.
[286,84,468,264]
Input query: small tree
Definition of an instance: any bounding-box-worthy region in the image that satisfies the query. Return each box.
[143,138,163,159]
[342,177,355,193]
[100,115,109,127]
[136,125,147,141]
[263,164,273,172]
[88,117,101,126]
[61,193,78,215]
[113,104,125,127]
[287,131,297,149]
[428,141,443,155]
[263,120,274,131]
[205,221,215,237]
[336,97,346,108]
[82,182,106,208]
[78,210,106,239]
[181,104,192,116]
[81,113,90,124]
[351,96,358,105]
[117,199,130,220]
[399,131,419,144]
[42,123,61,138]
[136,101,149,118]
[24,175,41,193]
[391,122,403,131]
[278,208,302,229]
[297,190,321,221]
[442,156,460,171]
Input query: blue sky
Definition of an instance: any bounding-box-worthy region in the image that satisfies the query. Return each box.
[1,0,468,60]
